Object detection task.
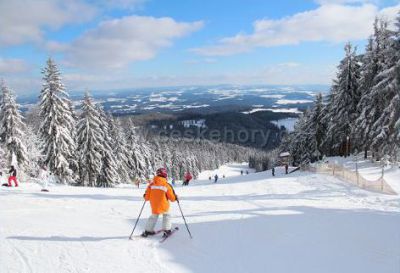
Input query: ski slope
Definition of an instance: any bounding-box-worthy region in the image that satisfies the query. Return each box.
[1,163,399,273]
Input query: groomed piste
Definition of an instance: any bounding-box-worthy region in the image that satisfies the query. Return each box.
[1,163,399,273]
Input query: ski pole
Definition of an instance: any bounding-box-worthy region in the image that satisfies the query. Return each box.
[129,200,146,240]
[177,199,193,239]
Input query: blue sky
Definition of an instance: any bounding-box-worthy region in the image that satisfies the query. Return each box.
[0,0,399,93]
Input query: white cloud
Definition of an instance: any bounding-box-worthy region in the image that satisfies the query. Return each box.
[57,61,332,92]
[61,16,203,69]
[0,58,30,74]
[0,0,96,46]
[193,3,400,56]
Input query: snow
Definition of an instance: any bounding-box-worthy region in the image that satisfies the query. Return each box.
[149,95,181,103]
[242,108,302,115]
[275,99,313,105]
[272,117,298,131]
[266,107,302,114]
[179,119,206,128]
[242,108,270,114]
[1,163,399,273]
[242,107,301,114]
[260,94,285,99]
[197,162,254,180]
[182,104,209,109]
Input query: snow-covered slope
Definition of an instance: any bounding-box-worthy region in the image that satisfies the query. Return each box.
[1,164,399,273]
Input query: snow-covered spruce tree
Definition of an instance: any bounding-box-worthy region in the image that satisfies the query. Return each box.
[24,125,43,177]
[126,122,152,179]
[290,110,314,164]
[324,43,361,156]
[39,58,76,183]
[68,100,79,179]
[0,82,28,169]
[320,85,337,156]
[353,19,391,158]
[289,94,326,164]
[148,137,166,172]
[169,149,182,180]
[0,144,6,171]
[108,116,131,183]
[369,14,400,158]
[308,93,325,159]
[96,105,119,187]
[76,92,103,187]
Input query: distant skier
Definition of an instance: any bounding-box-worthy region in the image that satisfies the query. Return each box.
[39,166,50,192]
[183,172,193,186]
[223,174,225,179]
[272,167,275,177]
[246,170,249,175]
[214,174,218,183]
[8,165,18,187]
[134,178,140,188]
[240,170,243,175]
[141,168,178,238]
[208,176,212,181]
[171,178,176,186]
[285,164,289,174]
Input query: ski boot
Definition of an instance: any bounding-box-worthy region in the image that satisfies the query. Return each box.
[141,231,156,238]
[162,230,172,238]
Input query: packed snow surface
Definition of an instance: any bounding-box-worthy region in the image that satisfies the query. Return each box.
[1,163,399,273]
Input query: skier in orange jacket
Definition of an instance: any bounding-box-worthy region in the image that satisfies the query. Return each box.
[141,168,177,237]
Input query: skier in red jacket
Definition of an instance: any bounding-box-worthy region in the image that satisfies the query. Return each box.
[8,165,18,187]
[183,172,192,186]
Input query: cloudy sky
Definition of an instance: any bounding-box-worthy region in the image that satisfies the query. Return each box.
[0,0,399,93]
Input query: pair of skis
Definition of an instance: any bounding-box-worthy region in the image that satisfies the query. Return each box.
[128,200,192,242]
[130,227,179,243]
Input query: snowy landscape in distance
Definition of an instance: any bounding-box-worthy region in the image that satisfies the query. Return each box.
[17,84,327,115]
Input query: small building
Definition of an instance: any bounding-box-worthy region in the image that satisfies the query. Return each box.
[279,152,291,165]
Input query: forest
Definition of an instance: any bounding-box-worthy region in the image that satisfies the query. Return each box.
[282,16,400,166]
[0,59,271,186]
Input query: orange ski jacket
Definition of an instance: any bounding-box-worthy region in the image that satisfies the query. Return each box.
[144,176,177,214]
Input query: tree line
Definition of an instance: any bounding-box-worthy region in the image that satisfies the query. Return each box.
[0,59,270,186]
[282,15,400,165]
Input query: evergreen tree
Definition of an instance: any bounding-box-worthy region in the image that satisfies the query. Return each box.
[324,43,361,156]
[0,82,28,169]
[108,117,131,183]
[25,125,43,177]
[369,14,400,158]
[96,105,119,187]
[39,58,76,183]
[126,123,152,179]
[353,19,391,158]
[308,93,325,158]
[76,92,103,187]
